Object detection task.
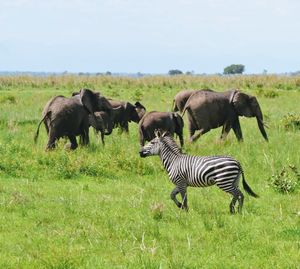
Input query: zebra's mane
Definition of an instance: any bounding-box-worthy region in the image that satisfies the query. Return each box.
[160,136,182,155]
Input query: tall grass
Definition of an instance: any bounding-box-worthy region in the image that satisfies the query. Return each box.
[0,75,299,268]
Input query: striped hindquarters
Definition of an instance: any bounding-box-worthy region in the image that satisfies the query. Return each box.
[184,156,241,189]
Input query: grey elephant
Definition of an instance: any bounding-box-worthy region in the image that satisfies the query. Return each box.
[138,111,184,147]
[108,99,146,132]
[34,89,113,150]
[182,89,268,142]
[173,89,212,112]
[88,111,113,145]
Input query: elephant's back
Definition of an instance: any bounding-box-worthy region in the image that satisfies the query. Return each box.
[47,96,87,133]
[108,99,124,108]
[141,111,172,129]
[186,91,229,129]
[49,96,82,115]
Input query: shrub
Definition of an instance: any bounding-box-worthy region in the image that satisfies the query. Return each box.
[269,165,300,193]
[255,88,279,98]
[281,113,300,131]
[150,202,165,220]
[0,95,16,104]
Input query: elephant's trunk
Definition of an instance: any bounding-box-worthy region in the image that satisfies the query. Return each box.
[105,119,113,135]
[256,115,269,141]
[249,97,268,142]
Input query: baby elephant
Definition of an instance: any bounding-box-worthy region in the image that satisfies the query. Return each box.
[138,111,184,147]
[89,111,113,145]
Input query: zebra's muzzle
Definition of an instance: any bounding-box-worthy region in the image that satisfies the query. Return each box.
[139,150,148,158]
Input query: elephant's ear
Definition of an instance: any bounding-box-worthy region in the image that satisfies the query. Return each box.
[135,102,146,121]
[135,101,146,110]
[229,90,239,104]
[72,91,80,97]
[173,112,184,129]
[154,129,161,138]
[232,91,253,117]
[123,102,131,122]
[80,88,97,114]
[126,102,141,123]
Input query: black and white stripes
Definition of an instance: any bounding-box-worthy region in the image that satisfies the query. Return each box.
[139,132,258,213]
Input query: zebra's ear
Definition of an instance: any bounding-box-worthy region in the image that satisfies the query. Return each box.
[154,129,161,137]
[162,131,168,137]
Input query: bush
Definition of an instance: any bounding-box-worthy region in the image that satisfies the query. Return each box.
[0,95,16,104]
[255,88,279,98]
[269,165,300,193]
[281,113,300,131]
[150,202,165,220]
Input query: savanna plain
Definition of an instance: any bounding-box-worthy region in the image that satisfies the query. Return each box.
[0,75,299,268]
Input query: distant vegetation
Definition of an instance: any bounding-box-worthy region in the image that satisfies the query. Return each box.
[223,64,245,75]
[168,69,183,76]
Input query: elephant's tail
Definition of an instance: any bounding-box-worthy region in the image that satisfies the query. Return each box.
[172,99,177,112]
[34,111,50,144]
[182,104,188,117]
[139,125,145,146]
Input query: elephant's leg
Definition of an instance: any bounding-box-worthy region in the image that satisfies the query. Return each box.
[179,133,184,147]
[220,121,232,140]
[79,134,84,145]
[139,136,145,146]
[46,130,57,150]
[232,118,243,142]
[67,135,78,150]
[121,122,129,133]
[188,120,196,141]
[100,130,105,145]
[190,128,209,142]
[81,128,90,145]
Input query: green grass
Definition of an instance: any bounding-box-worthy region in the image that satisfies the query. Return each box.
[0,75,299,268]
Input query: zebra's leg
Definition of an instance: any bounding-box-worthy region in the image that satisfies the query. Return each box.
[170,187,182,208]
[229,195,237,214]
[179,187,188,211]
[237,190,244,214]
[227,187,244,214]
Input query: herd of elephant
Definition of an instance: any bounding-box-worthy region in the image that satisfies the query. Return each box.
[34,88,268,150]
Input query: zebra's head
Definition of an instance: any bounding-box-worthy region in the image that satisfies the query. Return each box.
[139,130,168,158]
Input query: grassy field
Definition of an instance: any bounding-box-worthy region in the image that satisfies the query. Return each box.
[0,75,299,268]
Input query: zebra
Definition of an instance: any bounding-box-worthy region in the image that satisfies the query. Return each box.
[139,131,258,213]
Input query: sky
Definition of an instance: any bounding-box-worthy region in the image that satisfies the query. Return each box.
[0,0,299,74]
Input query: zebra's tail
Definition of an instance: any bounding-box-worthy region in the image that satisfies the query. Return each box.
[241,171,259,198]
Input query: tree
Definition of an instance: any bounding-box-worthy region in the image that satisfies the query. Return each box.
[185,70,194,75]
[168,69,183,76]
[223,64,245,75]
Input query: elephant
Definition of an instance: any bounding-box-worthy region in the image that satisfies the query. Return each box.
[138,111,184,147]
[88,111,113,145]
[108,99,146,132]
[34,88,113,150]
[173,89,213,113]
[182,89,268,142]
